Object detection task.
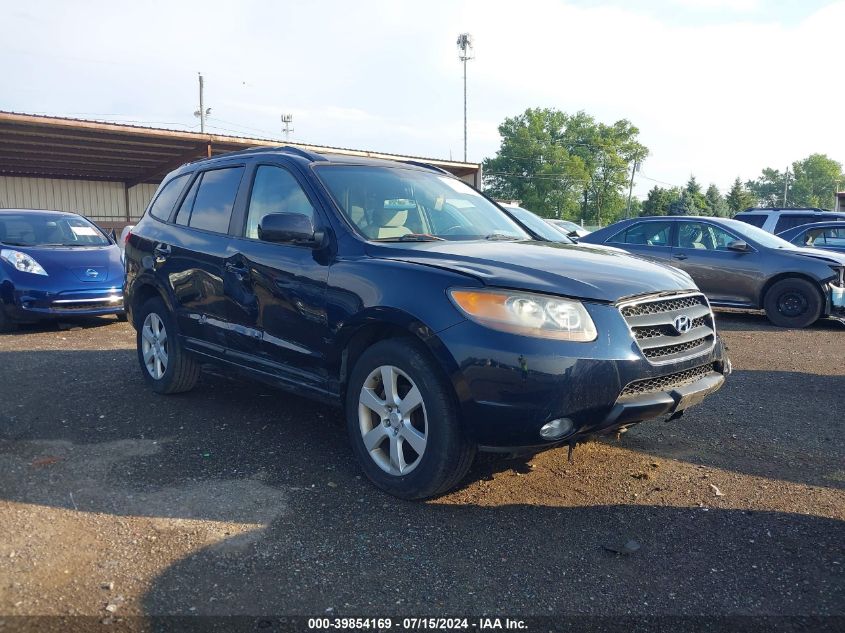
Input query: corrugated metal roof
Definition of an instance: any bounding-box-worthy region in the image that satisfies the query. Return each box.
[0,111,480,186]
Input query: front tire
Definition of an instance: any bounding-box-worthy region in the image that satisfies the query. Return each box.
[0,307,17,333]
[136,297,200,394]
[763,278,823,328]
[345,338,475,500]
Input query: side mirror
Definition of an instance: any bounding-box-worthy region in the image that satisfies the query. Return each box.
[258,213,323,246]
[727,239,749,252]
[567,230,580,242]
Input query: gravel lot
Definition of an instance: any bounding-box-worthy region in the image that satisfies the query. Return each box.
[0,312,843,624]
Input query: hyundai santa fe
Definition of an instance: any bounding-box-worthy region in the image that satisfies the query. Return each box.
[124,147,730,499]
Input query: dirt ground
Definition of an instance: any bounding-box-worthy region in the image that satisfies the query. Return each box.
[0,312,843,625]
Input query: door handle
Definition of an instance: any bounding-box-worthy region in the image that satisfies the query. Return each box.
[153,243,171,258]
[672,253,688,260]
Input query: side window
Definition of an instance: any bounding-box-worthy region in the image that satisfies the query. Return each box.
[187,167,245,234]
[823,227,845,247]
[610,221,673,246]
[148,174,190,221]
[677,222,712,250]
[174,174,201,226]
[706,225,740,250]
[735,214,766,228]
[245,165,315,239]
[774,215,814,233]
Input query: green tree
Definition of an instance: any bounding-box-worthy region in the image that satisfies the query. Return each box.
[789,154,844,208]
[483,108,648,225]
[705,184,729,217]
[746,167,786,207]
[726,177,755,213]
[682,176,708,214]
[641,185,680,216]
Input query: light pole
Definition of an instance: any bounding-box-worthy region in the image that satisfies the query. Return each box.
[281,114,294,141]
[194,72,211,133]
[456,33,474,163]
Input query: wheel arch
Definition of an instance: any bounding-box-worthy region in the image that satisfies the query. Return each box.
[334,309,462,404]
[758,272,825,309]
[127,276,173,329]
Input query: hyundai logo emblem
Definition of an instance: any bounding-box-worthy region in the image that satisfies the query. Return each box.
[673,314,693,334]
[85,268,99,278]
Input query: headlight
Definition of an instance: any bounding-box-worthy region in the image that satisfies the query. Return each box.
[449,288,597,341]
[0,249,48,275]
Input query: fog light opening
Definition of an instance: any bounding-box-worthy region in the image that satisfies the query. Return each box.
[539,417,574,441]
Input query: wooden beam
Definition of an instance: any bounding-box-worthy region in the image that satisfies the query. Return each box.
[124,144,208,188]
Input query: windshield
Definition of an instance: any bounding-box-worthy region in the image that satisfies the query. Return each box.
[315,166,529,241]
[722,218,799,249]
[0,213,110,247]
[504,206,572,243]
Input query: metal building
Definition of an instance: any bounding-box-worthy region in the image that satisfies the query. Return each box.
[0,111,482,231]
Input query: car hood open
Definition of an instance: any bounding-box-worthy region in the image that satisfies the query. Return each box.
[367,239,696,303]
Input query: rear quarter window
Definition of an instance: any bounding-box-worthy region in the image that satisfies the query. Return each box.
[734,214,767,228]
[774,215,818,233]
[148,173,190,221]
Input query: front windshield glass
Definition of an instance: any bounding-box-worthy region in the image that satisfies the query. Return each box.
[315,166,530,241]
[723,218,799,249]
[504,206,572,243]
[0,213,110,247]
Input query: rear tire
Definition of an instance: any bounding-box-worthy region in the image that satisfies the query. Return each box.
[345,338,475,500]
[763,278,823,328]
[136,296,200,394]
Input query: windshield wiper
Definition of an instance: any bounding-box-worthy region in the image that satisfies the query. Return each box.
[484,233,520,241]
[376,234,444,242]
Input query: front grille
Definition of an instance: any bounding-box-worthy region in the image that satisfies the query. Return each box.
[621,363,716,397]
[620,295,706,317]
[619,292,715,364]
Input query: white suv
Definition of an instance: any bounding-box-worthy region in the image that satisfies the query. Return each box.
[734,208,845,234]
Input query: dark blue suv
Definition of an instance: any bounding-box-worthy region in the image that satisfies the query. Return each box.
[125,147,730,499]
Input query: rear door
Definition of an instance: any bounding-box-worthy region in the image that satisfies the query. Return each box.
[670,221,761,305]
[226,161,331,390]
[605,219,675,261]
[166,164,249,354]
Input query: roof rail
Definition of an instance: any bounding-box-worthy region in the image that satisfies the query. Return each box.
[198,144,326,162]
[401,160,451,175]
[277,145,326,161]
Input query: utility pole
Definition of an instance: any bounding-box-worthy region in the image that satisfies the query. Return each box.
[281,114,294,141]
[782,165,790,207]
[625,159,640,219]
[194,72,211,133]
[456,33,474,163]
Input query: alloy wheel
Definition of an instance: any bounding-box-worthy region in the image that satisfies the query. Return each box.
[141,313,169,380]
[358,365,428,476]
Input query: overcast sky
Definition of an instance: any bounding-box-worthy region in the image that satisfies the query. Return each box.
[2,0,842,196]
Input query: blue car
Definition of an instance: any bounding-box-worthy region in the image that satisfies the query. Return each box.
[0,209,125,332]
[776,221,845,254]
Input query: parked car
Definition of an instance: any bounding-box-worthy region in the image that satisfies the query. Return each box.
[547,218,591,239]
[0,209,125,332]
[581,216,845,328]
[501,205,626,254]
[125,148,730,499]
[119,224,135,263]
[733,207,845,233]
[776,221,845,254]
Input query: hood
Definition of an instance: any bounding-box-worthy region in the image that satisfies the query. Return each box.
[7,244,122,282]
[784,246,845,267]
[366,240,696,303]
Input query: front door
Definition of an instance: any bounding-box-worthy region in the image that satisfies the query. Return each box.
[228,163,331,391]
[670,221,760,306]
